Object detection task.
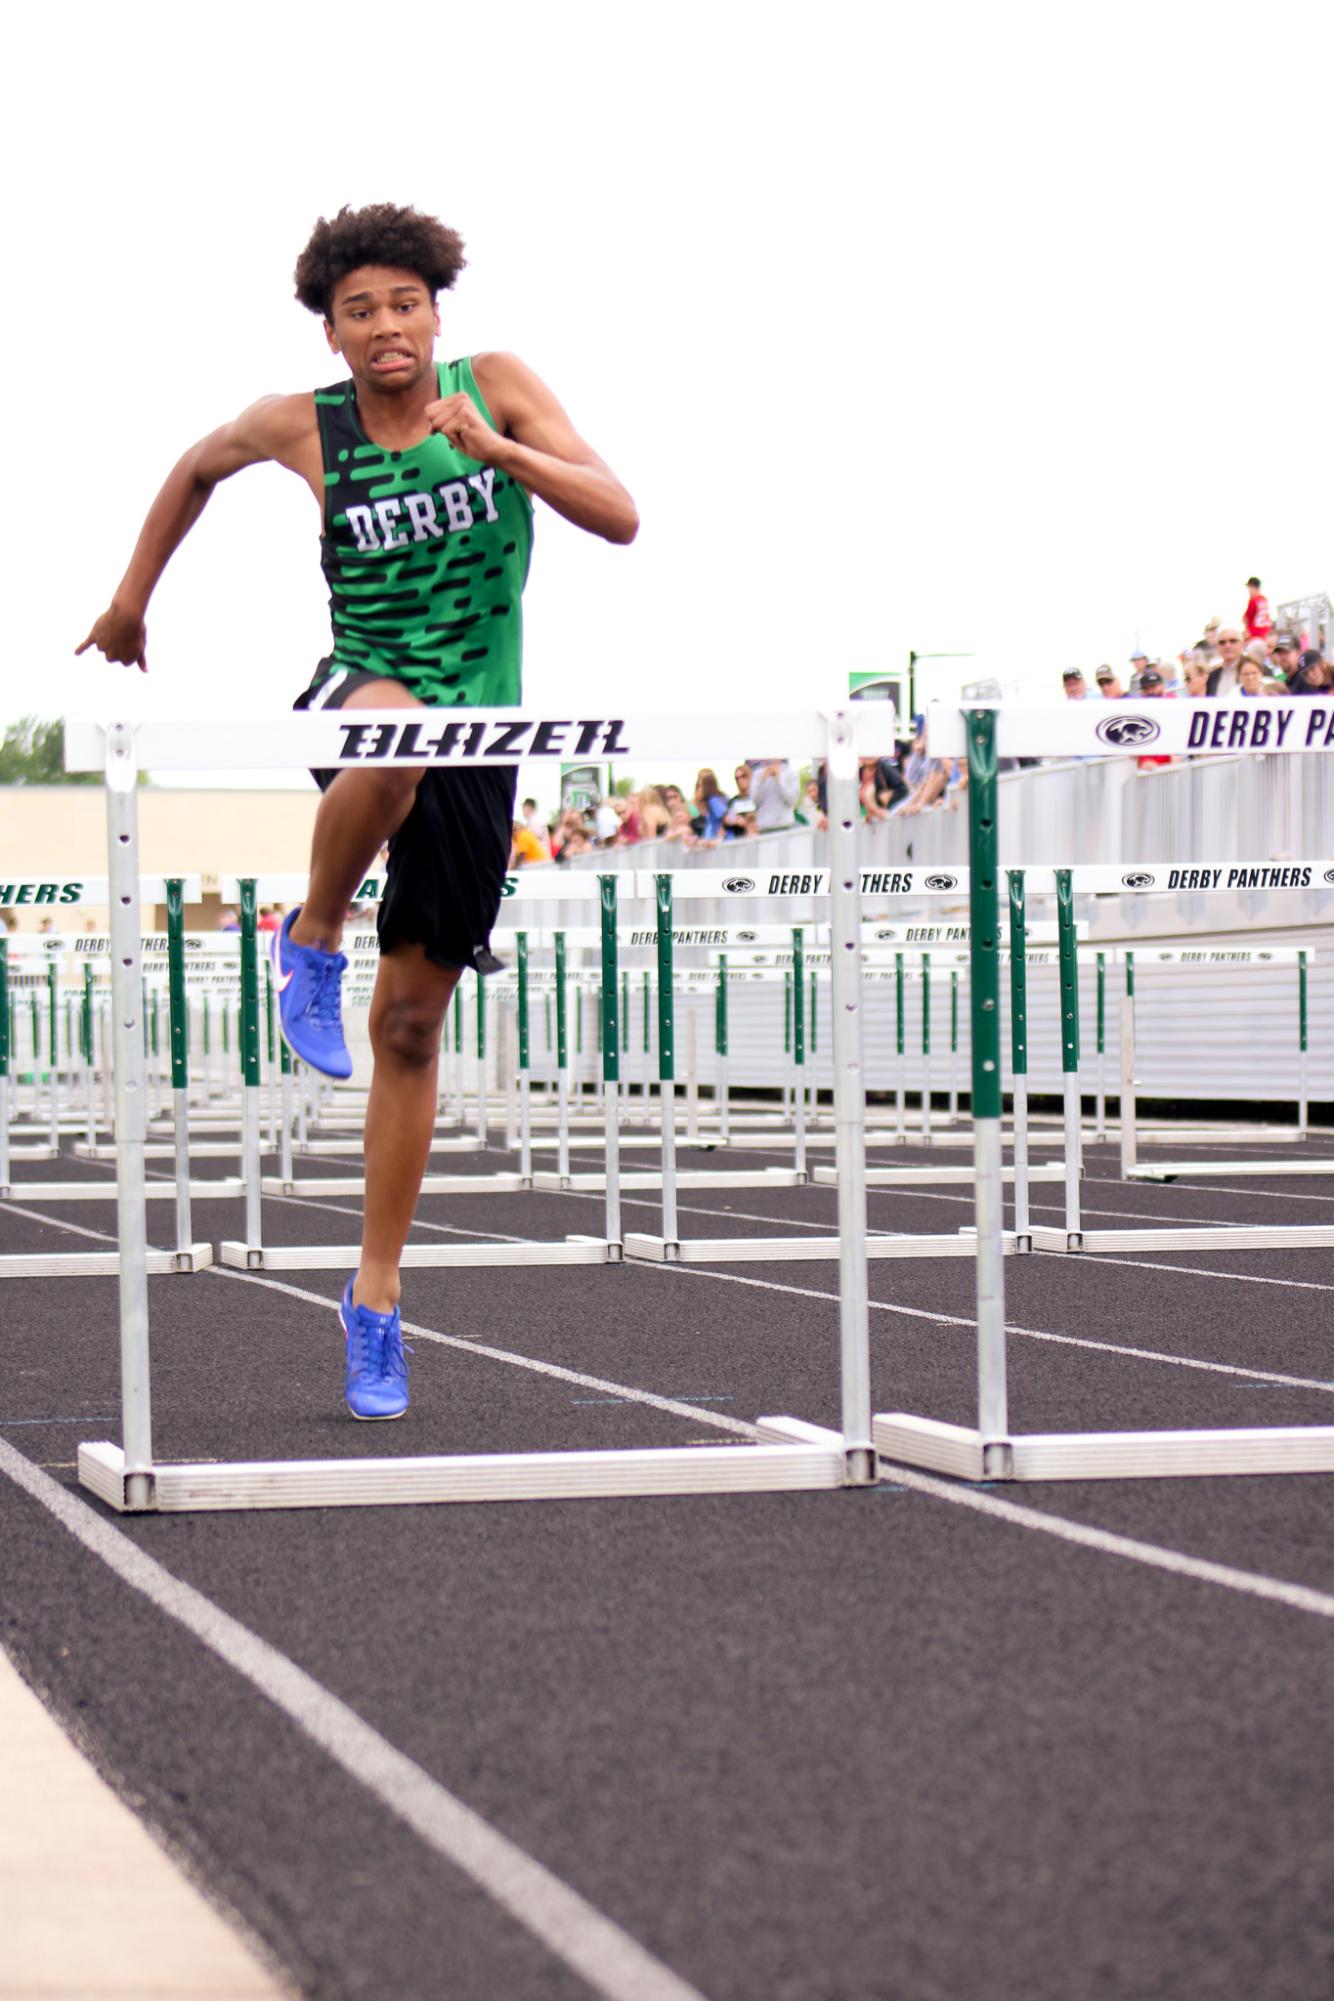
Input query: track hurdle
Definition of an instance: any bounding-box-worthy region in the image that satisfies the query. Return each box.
[877,700,1334,1484]
[0,874,215,1280]
[68,706,879,1511]
[1119,945,1329,1182]
[624,875,1016,1264]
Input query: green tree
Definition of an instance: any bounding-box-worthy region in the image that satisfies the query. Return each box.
[0,717,99,785]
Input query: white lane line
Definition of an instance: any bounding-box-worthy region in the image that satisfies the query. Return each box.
[641,1262,1334,1394]
[0,1440,709,2001]
[875,1457,1334,1622]
[205,1265,755,1439]
[1048,1252,1334,1296]
[1086,1171,1334,1209]
[0,1200,123,1244]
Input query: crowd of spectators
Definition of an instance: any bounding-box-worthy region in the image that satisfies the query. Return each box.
[508,579,1331,862]
[1060,577,1332,767]
[512,761,820,864]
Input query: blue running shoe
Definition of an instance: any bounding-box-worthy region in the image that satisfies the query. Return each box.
[341,1281,410,1421]
[272,906,352,1079]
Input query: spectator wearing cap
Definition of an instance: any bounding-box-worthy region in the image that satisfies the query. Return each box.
[1095,666,1126,698]
[1270,634,1300,684]
[1286,649,1331,695]
[1126,649,1149,694]
[1244,577,1274,644]
[1206,629,1245,696]
[1062,668,1087,700]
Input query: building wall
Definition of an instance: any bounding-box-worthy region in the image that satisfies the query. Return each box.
[2,786,319,932]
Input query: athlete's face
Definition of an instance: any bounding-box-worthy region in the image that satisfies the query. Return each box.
[325,265,440,393]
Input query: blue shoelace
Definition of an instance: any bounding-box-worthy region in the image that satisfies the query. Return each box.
[311,953,347,1028]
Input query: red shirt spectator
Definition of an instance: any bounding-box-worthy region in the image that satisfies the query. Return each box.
[1244,578,1273,642]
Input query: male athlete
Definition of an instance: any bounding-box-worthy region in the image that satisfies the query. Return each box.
[78,203,638,1420]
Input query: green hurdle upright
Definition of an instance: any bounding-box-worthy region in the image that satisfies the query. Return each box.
[81,961,97,1149]
[515,932,532,1181]
[655,874,679,1250]
[166,879,196,1258]
[553,930,570,1184]
[238,880,264,1255]
[1118,950,1136,1179]
[475,970,489,1142]
[1007,873,1030,1249]
[949,968,960,1120]
[920,949,932,1139]
[969,710,1009,1468]
[715,953,730,1143]
[792,927,807,1178]
[1055,867,1083,1244]
[46,958,60,1150]
[1297,949,1309,1137]
[1094,949,1107,1139]
[599,875,623,1252]
[895,951,907,1139]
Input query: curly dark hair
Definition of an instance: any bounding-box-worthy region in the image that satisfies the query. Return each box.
[294,203,467,318]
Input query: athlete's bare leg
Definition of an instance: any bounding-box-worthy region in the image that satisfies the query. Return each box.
[354,944,460,1313]
[290,680,425,952]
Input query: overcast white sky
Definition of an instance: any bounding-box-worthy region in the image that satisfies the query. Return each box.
[5,0,1332,804]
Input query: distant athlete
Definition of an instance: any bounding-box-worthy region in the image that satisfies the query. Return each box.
[79,203,638,1420]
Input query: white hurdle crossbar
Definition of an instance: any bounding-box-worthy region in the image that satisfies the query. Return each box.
[63,709,879,1511]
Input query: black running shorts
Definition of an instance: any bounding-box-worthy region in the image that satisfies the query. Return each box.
[296,666,516,974]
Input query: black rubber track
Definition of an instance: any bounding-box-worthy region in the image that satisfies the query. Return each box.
[3,1131,1334,1999]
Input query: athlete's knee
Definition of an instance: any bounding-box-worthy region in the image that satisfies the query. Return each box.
[373,999,446,1069]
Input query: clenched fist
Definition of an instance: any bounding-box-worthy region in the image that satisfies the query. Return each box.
[425,392,503,464]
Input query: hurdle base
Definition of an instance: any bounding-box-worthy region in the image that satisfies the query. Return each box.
[261,1172,529,1198]
[77,1429,848,1513]
[218,1237,616,1271]
[0,1242,213,1280]
[3,1180,245,1204]
[755,1415,880,1486]
[1030,1224,1334,1254]
[1127,1159,1334,1182]
[623,1230,1015,1264]
[813,1163,1068,1188]
[874,1413,1334,1481]
[533,1167,804,1193]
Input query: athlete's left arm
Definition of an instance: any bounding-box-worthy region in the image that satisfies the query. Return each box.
[431,353,639,545]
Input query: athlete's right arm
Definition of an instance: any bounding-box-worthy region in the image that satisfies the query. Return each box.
[76,394,317,670]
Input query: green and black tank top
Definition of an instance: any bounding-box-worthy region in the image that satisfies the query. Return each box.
[314,356,533,707]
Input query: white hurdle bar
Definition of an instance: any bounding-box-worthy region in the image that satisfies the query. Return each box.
[64,707,880,1511]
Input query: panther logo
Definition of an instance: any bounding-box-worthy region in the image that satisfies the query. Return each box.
[874,927,896,941]
[923,873,958,890]
[1096,713,1161,748]
[735,928,758,943]
[722,877,756,894]
[1324,868,1334,886]
[1257,951,1273,961]
[1121,871,1156,889]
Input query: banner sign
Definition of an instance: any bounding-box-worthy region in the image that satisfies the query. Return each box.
[0,876,201,908]
[65,712,872,774]
[1120,947,1310,967]
[927,700,1334,760]
[664,867,970,903]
